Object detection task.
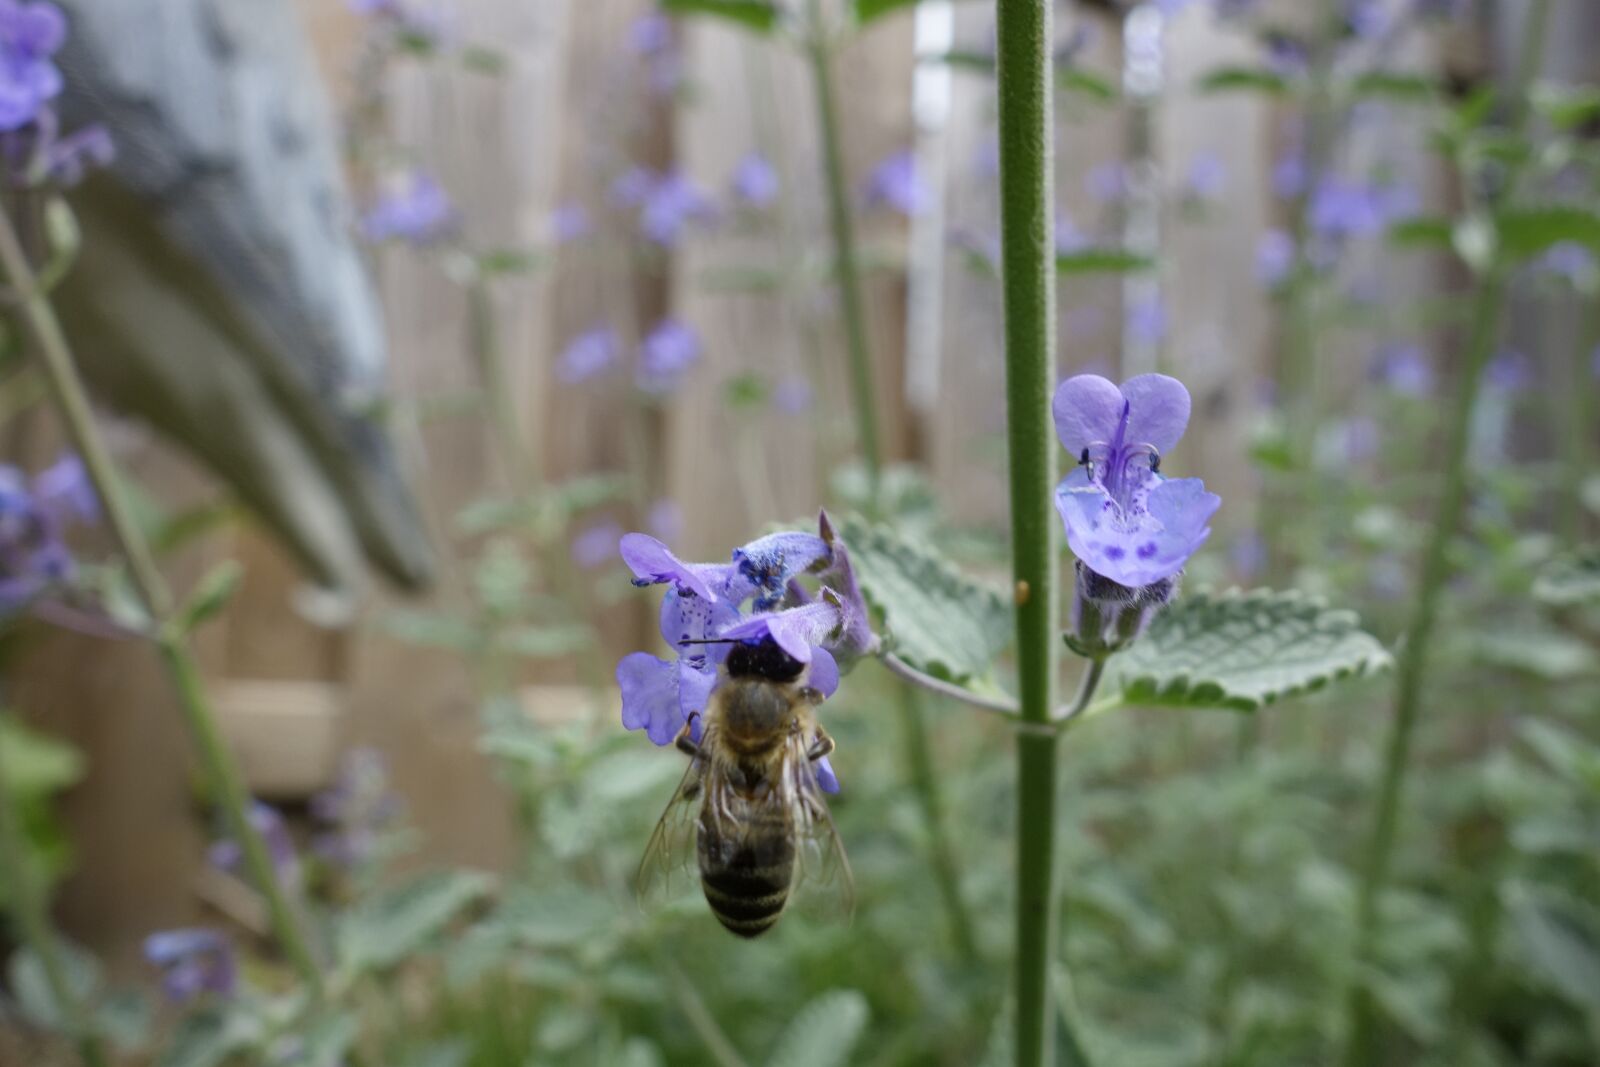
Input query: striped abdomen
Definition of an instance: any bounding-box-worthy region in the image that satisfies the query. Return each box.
[698,804,795,938]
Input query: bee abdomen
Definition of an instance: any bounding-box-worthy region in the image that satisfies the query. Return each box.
[700,837,795,939]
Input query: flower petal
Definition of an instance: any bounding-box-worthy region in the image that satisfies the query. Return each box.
[719,600,840,663]
[808,645,839,698]
[1054,472,1218,587]
[658,587,739,669]
[1052,374,1125,457]
[1118,374,1192,455]
[619,533,718,601]
[814,755,840,794]
[617,652,684,745]
[733,531,832,607]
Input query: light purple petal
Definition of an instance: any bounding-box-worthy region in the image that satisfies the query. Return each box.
[619,533,717,601]
[617,652,684,745]
[719,600,840,663]
[1052,375,1125,457]
[808,645,839,698]
[677,662,717,737]
[814,755,840,794]
[733,531,831,605]
[658,587,739,667]
[1054,470,1217,587]
[1118,374,1191,456]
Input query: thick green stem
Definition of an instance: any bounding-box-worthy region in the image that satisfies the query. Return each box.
[993,0,1065,1061]
[1342,6,1550,1061]
[805,1,883,497]
[0,716,109,1067]
[0,204,324,993]
[894,683,979,964]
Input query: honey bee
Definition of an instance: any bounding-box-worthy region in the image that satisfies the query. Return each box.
[637,636,852,937]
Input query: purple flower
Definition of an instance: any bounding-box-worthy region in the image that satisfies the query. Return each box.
[629,13,672,55]
[144,929,236,1003]
[1272,149,1308,200]
[1318,415,1380,466]
[549,202,591,243]
[0,453,93,616]
[731,153,779,209]
[636,319,701,394]
[772,375,814,415]
[207,801,300,889]
[1485,350,1533,392]
[639,171,718,245]
[362,171,455,245]
[1344,0,1387,38]
[0,0,65,132]
[1052,374,1220,587]
[1369,342,1434,396]
[1309,175,1416,242]
[40,122,113,186]
[1264,35,1309,79]
[1182,152,1226,201]
[1125,298,1167,346]
[310,748,400,870]
[556,325,620,384]
[610,166,657,208]
[572,521,624,569]
[1055,212,1091,256]
[1085,162,1128,205]
[863,150,927,217]
[732,529,832,609]
[1535,241,1596,287]
[1256,229,1295,286]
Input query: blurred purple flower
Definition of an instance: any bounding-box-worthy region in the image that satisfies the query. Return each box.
[1055,212,1091,255]
[1,453,93,617]
[647,499,683,544]
[772,375,814,415]
[1154,0,1198,15]
[1309,175,1414,242]
[144,929,236,1003]
[628,13,672,55]
[572,521,624,569]
[40,122,113,186]
[863,150,927,217]
[1264,35,1309,79]
[1485,350,1533,392]
[1053,374,1220,587]
[1182,152,1225,201]
[0,0,65,132]
[610,166,657,208]
[1125,297,1167,346]
[549,201,591,243]
[1271,150,1307,199]
[208,801,300,889]
[1534,241,1596,287]
[1320,415,1380,466]
[362,171,455,245]
[1085,162,1128,205]
[556,325,620,384]
[1230,530,1266,581]
[310,748,401,871]
[1344,0,1387,38]
[1256,229,1295,286]
[636,319,701,394]
[731,152,779,209]
[1369,342,1434,397]
[640,171,718,244]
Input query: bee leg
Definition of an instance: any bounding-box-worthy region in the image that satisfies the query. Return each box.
[797,686,826,706]
[674,715,701,757]
[806,725,835,762]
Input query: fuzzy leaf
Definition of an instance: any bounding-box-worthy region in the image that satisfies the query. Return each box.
[1195,66,1291,96]
[338,870,494,973]
[838,517,1011,685]
[157,1008,262,1067]
[661,0,781,32]
[766,989,870,1067]
[1533,545,1600,607]
[1106,588,1393,711]
[1058,67,1118,102]
[1504,883,1600,1011]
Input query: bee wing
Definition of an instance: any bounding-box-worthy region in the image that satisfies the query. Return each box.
[635,752,706,909]
[785,736,856,923]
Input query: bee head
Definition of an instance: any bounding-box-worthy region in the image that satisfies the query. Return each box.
[726,637,805,684]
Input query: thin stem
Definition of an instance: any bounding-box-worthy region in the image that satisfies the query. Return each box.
[654,953,750,1067]
[881,652,1021,717]
[805,0,883,499]
[893,683,980,964]
[1343,8,1551,1058]
[466,272,535,492]
[0,203,325,993]
[0,715,109,1067]
[994,0,1066,1062]
[1053,656,1106,727]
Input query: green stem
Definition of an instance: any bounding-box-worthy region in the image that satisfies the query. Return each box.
[994,0,1067,1061]
[805,1,883,499]
[0,715,109,1067]
[1561,297,1599,544]
[0,203,325,993]
[466,272,536,492]
[894,683,979,964]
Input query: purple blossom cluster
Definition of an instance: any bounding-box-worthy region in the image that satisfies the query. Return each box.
[208,800,301,890]
[556,319,703,396]
[615,513,877,792]
[310,747,403,871]
[611,166,719,245]
[1,453,96,618]
[0,0,113,186]
[863,150,928,218]
[143,928,237,1003]
[362,170,456,246]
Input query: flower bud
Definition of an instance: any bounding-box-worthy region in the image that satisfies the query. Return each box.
[1066,560,1179,657]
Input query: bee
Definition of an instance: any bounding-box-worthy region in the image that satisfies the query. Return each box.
[637,636,852,937]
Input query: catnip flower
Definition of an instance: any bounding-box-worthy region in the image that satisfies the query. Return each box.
[639,171,718,245]
[1053,373,1219,590]
[1534,241,1596,288]
[1182,152,1226,202]
[731,152,779,209]
[636,319,701,395]
[1256,229,1295,287]
[556,325,620,384]
[1369,342,1434,396]
[143,928,237,1003]
[362,170,455,245]
[1,453,96,617]
[772,375,814,415]
[571,521,624,569]
[1125,298,1167,346]
[207,801,301,890]
[863,150,927,217]
[1485,349,1532,392]
[616,513,874,792]
[0,0,65,132]
[549,201,591,244]
[310,748,402,871]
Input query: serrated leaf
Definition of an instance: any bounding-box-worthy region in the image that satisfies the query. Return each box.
[338,870,494,973]
[1195,66,1291,96]
[838,517,1011,685]
[1106,588,1392,712]
[662,0,781,32]
[766,989,870,1067]
[1056,248,1153,275]
[1493,206,1600,261]
[1533,545,1600,607]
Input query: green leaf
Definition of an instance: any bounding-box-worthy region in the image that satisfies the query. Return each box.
[1387,216,1454,249]
[1349,72,1438,103]
[395,1040,472,1067]
[1493,206,1600,262]
[852,0,915,25]
[278,1013,359,1067]
[338,870,494,973]
[36,196,82,293]
[766,989,870,1067]
[838,517,1012,685]
[1195,66,1291,96]
[1530,83,1600,131]
[7,942,99,1031]
[661,0,781,33]
[1057,67,1118,103]
[1056,249,1153,275]
[156,1007,262,1067]
[0,717,85,798]
[1533,545,1600,607]
[924,49,995,75]
[1464,627,1598,680]
[173,561,243,634]
[1105,588,1393,712]
[1504,882,1600,1012]
[502,886,616,949]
